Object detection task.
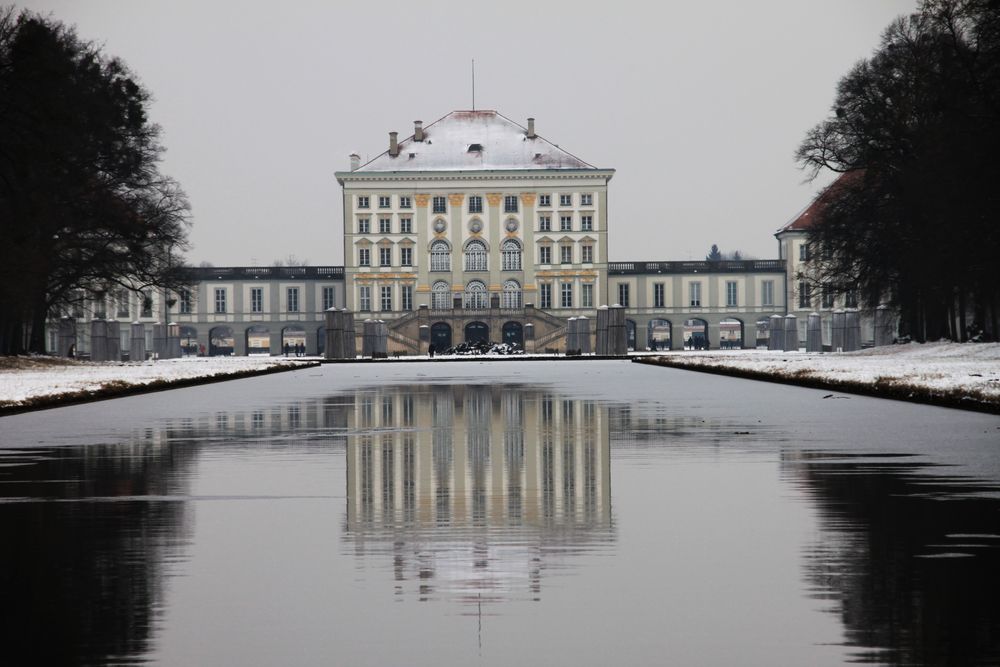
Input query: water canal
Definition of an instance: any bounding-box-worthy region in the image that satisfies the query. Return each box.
[1,360,998,666]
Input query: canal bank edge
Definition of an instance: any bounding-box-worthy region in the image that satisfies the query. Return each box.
[0,361,320,417]
[633,356,1000,415]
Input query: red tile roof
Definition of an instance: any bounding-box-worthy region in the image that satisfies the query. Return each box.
[777,171,863,233]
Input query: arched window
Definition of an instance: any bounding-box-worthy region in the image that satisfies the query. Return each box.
[465,240,488,272]
[501,280,522,309]
[430,240,451,272]
[501,239,522,271]
[464,280,488,309]
[432,281,451,309]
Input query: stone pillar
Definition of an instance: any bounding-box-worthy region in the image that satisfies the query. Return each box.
[418,324,430,354]
[130,322,146,362]
[151,323,166,358]
[595,306,609,355]
[768,314,784,351]
[168,323,182,359]
[362,319,375,357]
[609,305,627,356]
[343,310,357,358]
[90,319,108,362]
[325,308,343,360]
[523,322,535,353]
[565,317,578,353]
[845,309,861,352]
[58,317,76,358]
[783,314,799,352]
[106,321,121,361]
[874,304,893,346]
[806,312,822,352]
[374,320,388,357]
[577,316,592,354]
[831,309,846,352]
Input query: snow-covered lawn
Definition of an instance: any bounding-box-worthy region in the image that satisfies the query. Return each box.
[0,356,316,410]
[638,342,1000,411]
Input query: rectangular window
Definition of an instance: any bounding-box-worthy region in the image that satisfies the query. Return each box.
[654,283,665,308]
[845,290,858,308]
[400,247,412,266]
[322,286,336,311]
[581,245,594,263]
[581,215,593,231]
[539,194,551,207]
[140,291,152,318]
[287,287,299,313]
[540,283,552,309]
[399,217,412,234]
[762,280,774,307]
[468,196,483,213]
[179,289,192,314]
[618,283,630,307]
[560,215,572,231]
[504,195,518,213]
[359,248,370,266]
[432,196,446,213]
[379,247,391,266]
[539,216,551,231]
[798,281,812,309]
[539,246,552,264]
[561,283,573,308]
[822,285,834,309]
[689,281,702,307]
[357,195,370,209]
[581,193,593,206]
[71,291,85,318]
[116,289,130,318]
[378,195,391,209]
[359,286,371,311]
[401,285,413,311]
[560,245,573,264]
[559,194,572,206]
[358,218,370,234]
[251,287,263,313]
[726,281,738,307]
[799,243,810,261]
[380,286,392,311]
[399,196,411,209]
[214,288,227,314]
[582,283,594,308]
[93,293,108,319]
[379,218,391,234]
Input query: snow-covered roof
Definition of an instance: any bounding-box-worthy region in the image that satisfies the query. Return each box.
[353,110,599,172]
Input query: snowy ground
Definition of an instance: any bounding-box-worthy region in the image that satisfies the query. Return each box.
[0,356,316,410]
[639,342,1000,411]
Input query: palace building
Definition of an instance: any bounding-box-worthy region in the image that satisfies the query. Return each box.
[335,110,614,351]
[50,111,887,358]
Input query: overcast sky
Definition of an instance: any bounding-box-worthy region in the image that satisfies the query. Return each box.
[24,0,917,265]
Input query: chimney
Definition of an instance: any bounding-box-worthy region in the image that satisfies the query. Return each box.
[349,153,360,171]
[414,120,424,142]
[527,117,536,139]
[389,131,399,157]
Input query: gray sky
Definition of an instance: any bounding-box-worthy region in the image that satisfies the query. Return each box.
[25,0,917,265]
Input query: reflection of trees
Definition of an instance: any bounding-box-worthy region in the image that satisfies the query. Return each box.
[344,384,614,603]
[0,433,198,666]
[784,453,1000,666]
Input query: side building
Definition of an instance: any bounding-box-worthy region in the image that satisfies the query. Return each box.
[47,266,344,358]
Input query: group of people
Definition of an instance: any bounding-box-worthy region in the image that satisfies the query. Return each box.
[283,342,306,357]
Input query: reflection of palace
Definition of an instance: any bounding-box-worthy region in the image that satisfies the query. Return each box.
[344,384,613,602]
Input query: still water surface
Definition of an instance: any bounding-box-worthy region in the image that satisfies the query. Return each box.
[1,360,999,666]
